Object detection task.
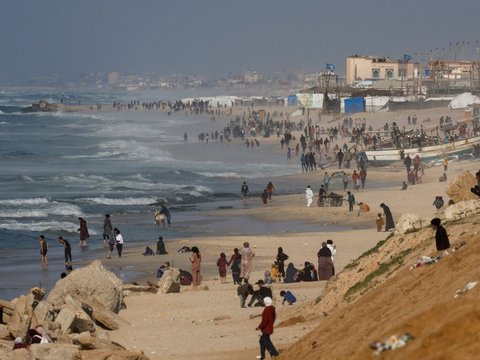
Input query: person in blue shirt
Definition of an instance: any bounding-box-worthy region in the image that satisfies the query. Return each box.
[280,290,296,305]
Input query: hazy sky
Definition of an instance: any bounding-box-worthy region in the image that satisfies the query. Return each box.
[0,0,479,80]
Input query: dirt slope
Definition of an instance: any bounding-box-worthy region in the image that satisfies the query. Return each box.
[278,214,480,359]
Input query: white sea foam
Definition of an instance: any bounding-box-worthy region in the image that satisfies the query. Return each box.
[80,197,158,205]
[0,201,82,218]
[0,219,95,234]
[195,171,241,178]
[0,198,49,206]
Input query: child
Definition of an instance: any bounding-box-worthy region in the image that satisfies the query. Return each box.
[264,270,272,285]
[280,290,297,305]
[376,213,385,232]
[216,252,228,283]
[270,262,281,283]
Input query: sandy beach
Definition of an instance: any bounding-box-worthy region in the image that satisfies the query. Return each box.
[85,104,478,360]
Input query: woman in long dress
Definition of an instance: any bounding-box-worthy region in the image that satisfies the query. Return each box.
[240,242,255,283]
[380,203,395,231]
[317,242,335,281]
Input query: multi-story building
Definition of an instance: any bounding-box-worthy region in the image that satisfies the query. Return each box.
[346,55,419,85]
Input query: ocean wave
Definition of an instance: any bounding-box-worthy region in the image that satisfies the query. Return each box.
[0,201,82,218]
[0,219,95,234]
[19,175,35,182]
[0,198,49,206]
[194,171,241,178]
[1,150,36,157]
[79,197,158,206]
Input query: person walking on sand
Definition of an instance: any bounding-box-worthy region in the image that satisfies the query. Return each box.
[39,235,48,265]
[380,203,395,231]
[103,214,113,248]
[241,181,249,205]
[78,217,89,247]
[255,297,279,360]
[228,248,242,284]
[305,185,314,207]
[58,236,72,264]
[217,252,228,283]
[431,218,450,251]
[190,246,202,288]
[376,213,385,232]
[114,228,124,258]
[266,182,275,201]
[359,168,367,189]
[240,242,255,283]
[443,157,448,171]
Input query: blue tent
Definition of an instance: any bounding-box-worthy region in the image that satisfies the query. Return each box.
[344,97,365,114]
[287,95,297,106]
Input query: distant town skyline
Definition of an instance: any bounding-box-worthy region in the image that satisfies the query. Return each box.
[0,0,479,82]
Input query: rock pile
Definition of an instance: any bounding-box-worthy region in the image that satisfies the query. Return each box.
[0,260,149,360]
[446,171,477,203]
[394,214,429,235]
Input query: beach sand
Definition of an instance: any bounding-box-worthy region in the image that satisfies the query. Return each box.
[105,156,479,360]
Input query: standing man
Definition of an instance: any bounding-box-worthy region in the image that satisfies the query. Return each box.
[359,168,367,189]
[336,149,344,169]
[39,235,48,265]
[323,172,330,192]
[58,236,72,264]
[241,181,250,205]
[255,297,280,360]
[404,154,412,173]
[347,191,356,212]
[305,185,314,207]
[103,214,113,248]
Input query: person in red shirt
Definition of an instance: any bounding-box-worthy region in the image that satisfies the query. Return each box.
[256,297,279,359]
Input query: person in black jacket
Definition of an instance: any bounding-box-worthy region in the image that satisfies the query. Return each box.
[431,218,450,251]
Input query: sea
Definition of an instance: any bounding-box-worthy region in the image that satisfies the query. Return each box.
[0,88,390,299]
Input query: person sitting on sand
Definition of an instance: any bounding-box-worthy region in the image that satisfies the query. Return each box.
[439,173,447,182]
[280,290,297,305]
[270,263,281,283]
[401,181,408,190]
[264,270,272,285]
[156,262,171,279]
[358,202,370,215]
[297,262,315,282]
[143,246,154,256]
[284,263,298,283]
[248,280,273,307]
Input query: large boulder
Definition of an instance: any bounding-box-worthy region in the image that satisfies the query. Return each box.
[47,260,123,313]
[157,268,181,294]
[29,343,81,360]
[394,214,429,235]
[446,171,478,203]
[445,199,480,220]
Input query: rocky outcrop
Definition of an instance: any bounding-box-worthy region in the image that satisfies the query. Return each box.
[446,171,478,203]
[445,199,480,220]
[47,260,123,313]
[0,262,149,359]
[157,268,181,294]
[394,214,429,235]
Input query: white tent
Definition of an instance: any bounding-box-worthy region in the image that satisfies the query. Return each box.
[448,92,480,109]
